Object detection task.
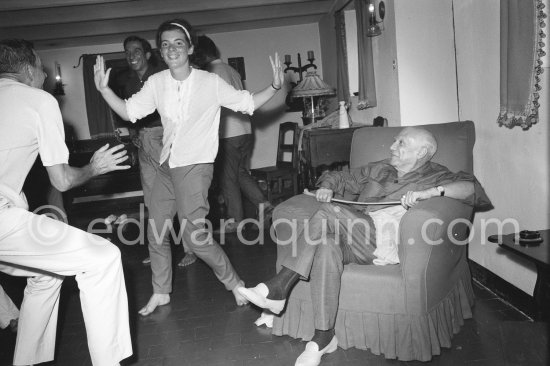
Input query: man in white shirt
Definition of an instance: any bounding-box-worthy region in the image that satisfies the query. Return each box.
[0,39,132,366]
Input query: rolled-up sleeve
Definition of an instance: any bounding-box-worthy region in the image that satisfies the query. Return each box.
[125,78,157,123]
[215,75,254,115]
[37,95,69,166]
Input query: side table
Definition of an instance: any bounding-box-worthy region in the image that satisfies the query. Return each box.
[488,230,549,321]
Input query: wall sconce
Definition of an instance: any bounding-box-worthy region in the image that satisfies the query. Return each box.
[284,51,319,111]
[53,62,65,96]
[283,51,317,82]
[367,0,385,37]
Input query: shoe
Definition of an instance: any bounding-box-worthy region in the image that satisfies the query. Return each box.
[237,283,285,314]
[254,312,274,328]
[295,336,338,366]
[142,257,151,264]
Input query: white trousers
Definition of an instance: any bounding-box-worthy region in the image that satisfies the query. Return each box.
[0,284,18,329]
[0,206,132,366]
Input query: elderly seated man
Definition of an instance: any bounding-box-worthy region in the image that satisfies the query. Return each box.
[239,126,491,366]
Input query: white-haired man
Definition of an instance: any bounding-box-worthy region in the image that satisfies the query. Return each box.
[0,39,132,366]
[240,127,491,366]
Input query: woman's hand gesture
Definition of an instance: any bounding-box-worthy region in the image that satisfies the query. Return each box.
[269,52,285,90]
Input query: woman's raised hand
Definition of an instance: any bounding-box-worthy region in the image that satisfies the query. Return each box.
[269,52,285,90]
[93,55,112,93]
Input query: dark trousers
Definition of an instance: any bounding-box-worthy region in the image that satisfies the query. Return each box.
[281,203,377,329]
[217,134,266,221]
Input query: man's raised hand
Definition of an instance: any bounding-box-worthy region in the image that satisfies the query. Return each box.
[93,55,112,93]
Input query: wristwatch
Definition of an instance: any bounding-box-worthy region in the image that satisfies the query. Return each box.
[436,186,445,196]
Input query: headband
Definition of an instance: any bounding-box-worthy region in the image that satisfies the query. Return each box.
[170,23,192,45]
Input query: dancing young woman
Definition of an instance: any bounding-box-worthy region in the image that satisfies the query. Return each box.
[94,18,284,315]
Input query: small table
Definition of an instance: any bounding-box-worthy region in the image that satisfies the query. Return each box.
[488,230,549,321]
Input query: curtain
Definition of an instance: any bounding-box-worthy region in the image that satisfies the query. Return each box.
[498,0,546,129]
[355,0,377,109]
[335,11,351,105]
[83,54,116,138]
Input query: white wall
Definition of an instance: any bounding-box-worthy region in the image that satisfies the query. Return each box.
[455,0,549,294]
[394,0,459,125]
[38,23,322,169]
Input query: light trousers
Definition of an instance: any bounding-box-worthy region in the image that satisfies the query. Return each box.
[281,203,377,330]
[138,126,191,253]
[0,206,132,366]
[147,162,241,294]
[0,284,18,329]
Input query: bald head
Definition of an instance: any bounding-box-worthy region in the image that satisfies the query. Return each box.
[390,127,438,175]
[406,127,437,160]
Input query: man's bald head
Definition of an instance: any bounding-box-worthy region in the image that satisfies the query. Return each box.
[390,127,438,175]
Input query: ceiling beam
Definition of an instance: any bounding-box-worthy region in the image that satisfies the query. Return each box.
[0,0,320,27]
[1,1,332,42]
[34,15,322,50]
[0,0,135,11]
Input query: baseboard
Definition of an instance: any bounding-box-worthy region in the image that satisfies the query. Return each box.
[469,259,536,318]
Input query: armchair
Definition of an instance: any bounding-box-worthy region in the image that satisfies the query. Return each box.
[270,121,477,361]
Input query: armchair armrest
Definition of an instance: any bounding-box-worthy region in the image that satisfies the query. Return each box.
[398,198,474,314]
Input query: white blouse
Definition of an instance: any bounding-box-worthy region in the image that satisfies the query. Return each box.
[125,68,255,168]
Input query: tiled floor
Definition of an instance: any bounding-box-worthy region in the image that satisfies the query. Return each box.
[1,200,548,366]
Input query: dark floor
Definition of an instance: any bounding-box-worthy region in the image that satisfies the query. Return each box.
[0,199,548,366]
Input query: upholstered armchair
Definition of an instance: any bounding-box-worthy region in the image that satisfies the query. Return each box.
[271,121,477,361]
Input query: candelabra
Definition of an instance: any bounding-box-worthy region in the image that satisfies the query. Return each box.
[284,51,317,82]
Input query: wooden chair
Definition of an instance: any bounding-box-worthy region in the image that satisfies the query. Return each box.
[251,122,299,204]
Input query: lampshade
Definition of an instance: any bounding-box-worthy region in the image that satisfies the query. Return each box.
[290,71,335,98]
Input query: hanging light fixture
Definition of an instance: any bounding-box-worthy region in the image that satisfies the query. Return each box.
[366,0,385,37]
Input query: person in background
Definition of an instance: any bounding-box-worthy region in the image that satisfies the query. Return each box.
[111,35,197,267]
[0,38,132,366]
[94,18,285,316]
[194,35,273,236]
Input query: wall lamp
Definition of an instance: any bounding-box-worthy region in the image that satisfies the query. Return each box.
[283,51,317,82]
[367,0,385,37]
[53,62,65,96]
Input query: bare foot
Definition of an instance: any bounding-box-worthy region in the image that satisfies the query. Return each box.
[232,281,249,306]
[138,293,170,316]
[177,252,197,267]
